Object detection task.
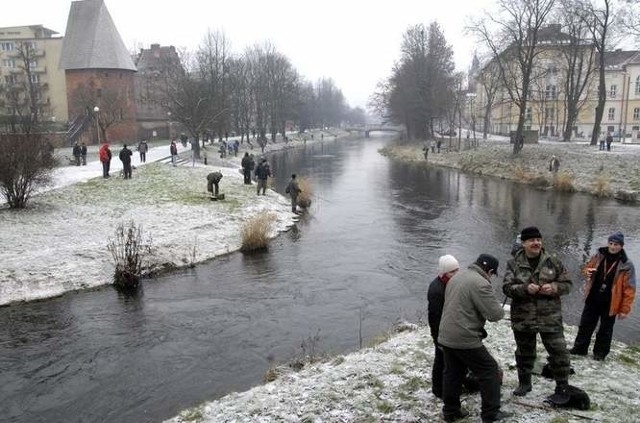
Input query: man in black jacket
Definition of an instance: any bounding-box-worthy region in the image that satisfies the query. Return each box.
[119,144,133,179]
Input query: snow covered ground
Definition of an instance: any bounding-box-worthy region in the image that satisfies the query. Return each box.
[166,313,640,423]
[0,137,308,306]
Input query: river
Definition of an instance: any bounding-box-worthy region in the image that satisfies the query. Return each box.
[1,135,638,422]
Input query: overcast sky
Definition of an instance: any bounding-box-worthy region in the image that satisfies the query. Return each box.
[3,0,495,109]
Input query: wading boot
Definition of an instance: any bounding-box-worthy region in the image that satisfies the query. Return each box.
[513,373,532,396]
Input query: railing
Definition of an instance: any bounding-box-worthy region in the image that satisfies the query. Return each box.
[66,115,91,145]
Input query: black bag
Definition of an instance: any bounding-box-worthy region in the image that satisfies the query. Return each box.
[545,385,590,410]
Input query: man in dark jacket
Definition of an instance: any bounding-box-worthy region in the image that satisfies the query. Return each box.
[427,254,460,399]
[255,158,271,195]
[285,174,302,213]
[439,254,507,423]
[80,142,87,165]
[570,231,636,360]
[119,144,133,179]
[72,142,82,166]
[241,152,252,184]
[207,171,223,196]
[503,226,572,397]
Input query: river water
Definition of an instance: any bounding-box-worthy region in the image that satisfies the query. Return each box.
[1,136,639,423]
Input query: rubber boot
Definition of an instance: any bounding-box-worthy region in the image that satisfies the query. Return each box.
[513,373,532,396]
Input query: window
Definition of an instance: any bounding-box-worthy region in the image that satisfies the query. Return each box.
[2,59,16,68]
[4,75,17,84]
[28,59,37,68]
[545,107,555,120]
[0,42,14,51]
[636,76,640,94]
[545,85,557,99]
[634,108,640,120]
[525,108,532,121]
[609,85,617,98]
[608,107,615,120]
[29,74,40,83]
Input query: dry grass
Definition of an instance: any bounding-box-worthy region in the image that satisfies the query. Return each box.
[514,166,533,182]
[552,171,576,192]
[240,212,276,252]
[297,177,313,208]
[592,174,611,197]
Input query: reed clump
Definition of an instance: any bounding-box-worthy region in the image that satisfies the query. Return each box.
[240,212,276,252]
[297,177,313,209]
[552,171,575,192]
[592,174,611,197]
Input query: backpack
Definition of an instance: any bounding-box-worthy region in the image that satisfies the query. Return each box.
[545,385,590,411]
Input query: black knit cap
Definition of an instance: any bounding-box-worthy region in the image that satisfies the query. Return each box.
[476,254,499,276]
[520,226,542,242]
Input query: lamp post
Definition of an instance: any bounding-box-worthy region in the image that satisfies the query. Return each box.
[167,111,172,141]
[93,106,101,144]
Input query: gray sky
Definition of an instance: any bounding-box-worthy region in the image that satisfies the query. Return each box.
[3,0,494,108]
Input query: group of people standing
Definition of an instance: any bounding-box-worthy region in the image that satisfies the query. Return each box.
[428,226,636,422]
[72,142,88,166]
[97,143,134,179]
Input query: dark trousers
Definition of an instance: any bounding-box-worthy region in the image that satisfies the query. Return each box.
[140,152,146,163]
[432,343,444,398]
[442,345,500,422]
[243,169,251,184]
[207,181,219,196]
[290,194,298,212]
[123,163,132,179]
[514,330,570,384]
[102,161,109,178]
[572,301,616,358]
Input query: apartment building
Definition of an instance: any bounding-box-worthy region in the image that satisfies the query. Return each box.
[0,25,68,124]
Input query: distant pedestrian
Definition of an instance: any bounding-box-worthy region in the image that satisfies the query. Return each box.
[599,134,606,151]
[285,174,302,213]
[548,155,560,173]
[99,143,112,178]
[138,139,149,163]
[423,141,430,160]
[436,139,442,153]
[80,142,87,165]
[241,152,253,184]
[606,132,613,151]
[119,144,133,179]
[207,171,223,197]
[233,140,239,157]
[170,141,178,167]
[72,142,81,166]
[255,158,271,195]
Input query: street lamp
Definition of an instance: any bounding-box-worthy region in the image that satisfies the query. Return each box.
[167,111,172,141]
[93,106,101,144]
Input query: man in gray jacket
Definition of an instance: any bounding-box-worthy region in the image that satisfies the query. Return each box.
[439,254,509,423]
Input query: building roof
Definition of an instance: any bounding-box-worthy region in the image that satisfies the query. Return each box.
[0,25,60,39]
[135,44,181,73]
[59,0,136,71]
[603,50,640,69]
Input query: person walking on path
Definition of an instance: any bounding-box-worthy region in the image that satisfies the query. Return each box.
[255,158,271,195]
[72,142,82,166]
[241,152,253,184]
[138,139,148,163]
[439,254,509,423]
[606,132,613,151]
[99,143,112,178]
[427,254,460,399]
[503,226,572,398]
[170,141,178,167]
[285,174,302,213]
[570,232,636,361]
[119,144,133,179]
[80,142,87,166]
[548,155,560,173]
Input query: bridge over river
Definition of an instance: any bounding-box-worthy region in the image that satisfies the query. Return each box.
[344,124,405,138]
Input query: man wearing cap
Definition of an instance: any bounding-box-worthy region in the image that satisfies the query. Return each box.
[427,254,461,399]
[438,254,509,423]
[570,231,636,361]
[503,226,572,397]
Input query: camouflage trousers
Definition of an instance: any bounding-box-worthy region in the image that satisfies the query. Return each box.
[513,331,570,384]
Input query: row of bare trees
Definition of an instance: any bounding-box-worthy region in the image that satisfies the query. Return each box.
[141,30,365,158]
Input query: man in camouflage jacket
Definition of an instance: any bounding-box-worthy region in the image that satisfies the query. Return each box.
[503,226,572,397]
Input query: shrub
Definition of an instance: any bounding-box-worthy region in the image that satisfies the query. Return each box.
[297,177,313,208]
[514,166,533,182]
[553,171,575,192]
[107,221,153,291]
[240,212,276,252]
[593,174,611,197]
[0,133,57,209]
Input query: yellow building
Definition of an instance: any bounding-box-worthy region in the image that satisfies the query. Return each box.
[0,25,68,124]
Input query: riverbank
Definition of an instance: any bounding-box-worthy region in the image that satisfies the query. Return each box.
[167,315,640,422]
[0,128,349,306]
[380,136,640,202]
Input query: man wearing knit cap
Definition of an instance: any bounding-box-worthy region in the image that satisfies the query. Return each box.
[438,254,509,423]
[427,254,460,399]
[570,231,636,360]
[503,226,572,398]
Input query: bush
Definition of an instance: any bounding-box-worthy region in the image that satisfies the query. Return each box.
[593,174,611,197]
[240,212,276,252]
[553,171,575,192]
[0,133,57,209]
[107,221,153,291]
[297,177,313,208]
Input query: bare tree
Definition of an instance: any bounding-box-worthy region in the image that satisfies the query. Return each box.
[472,0,556,154]
[477,59,503,139]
